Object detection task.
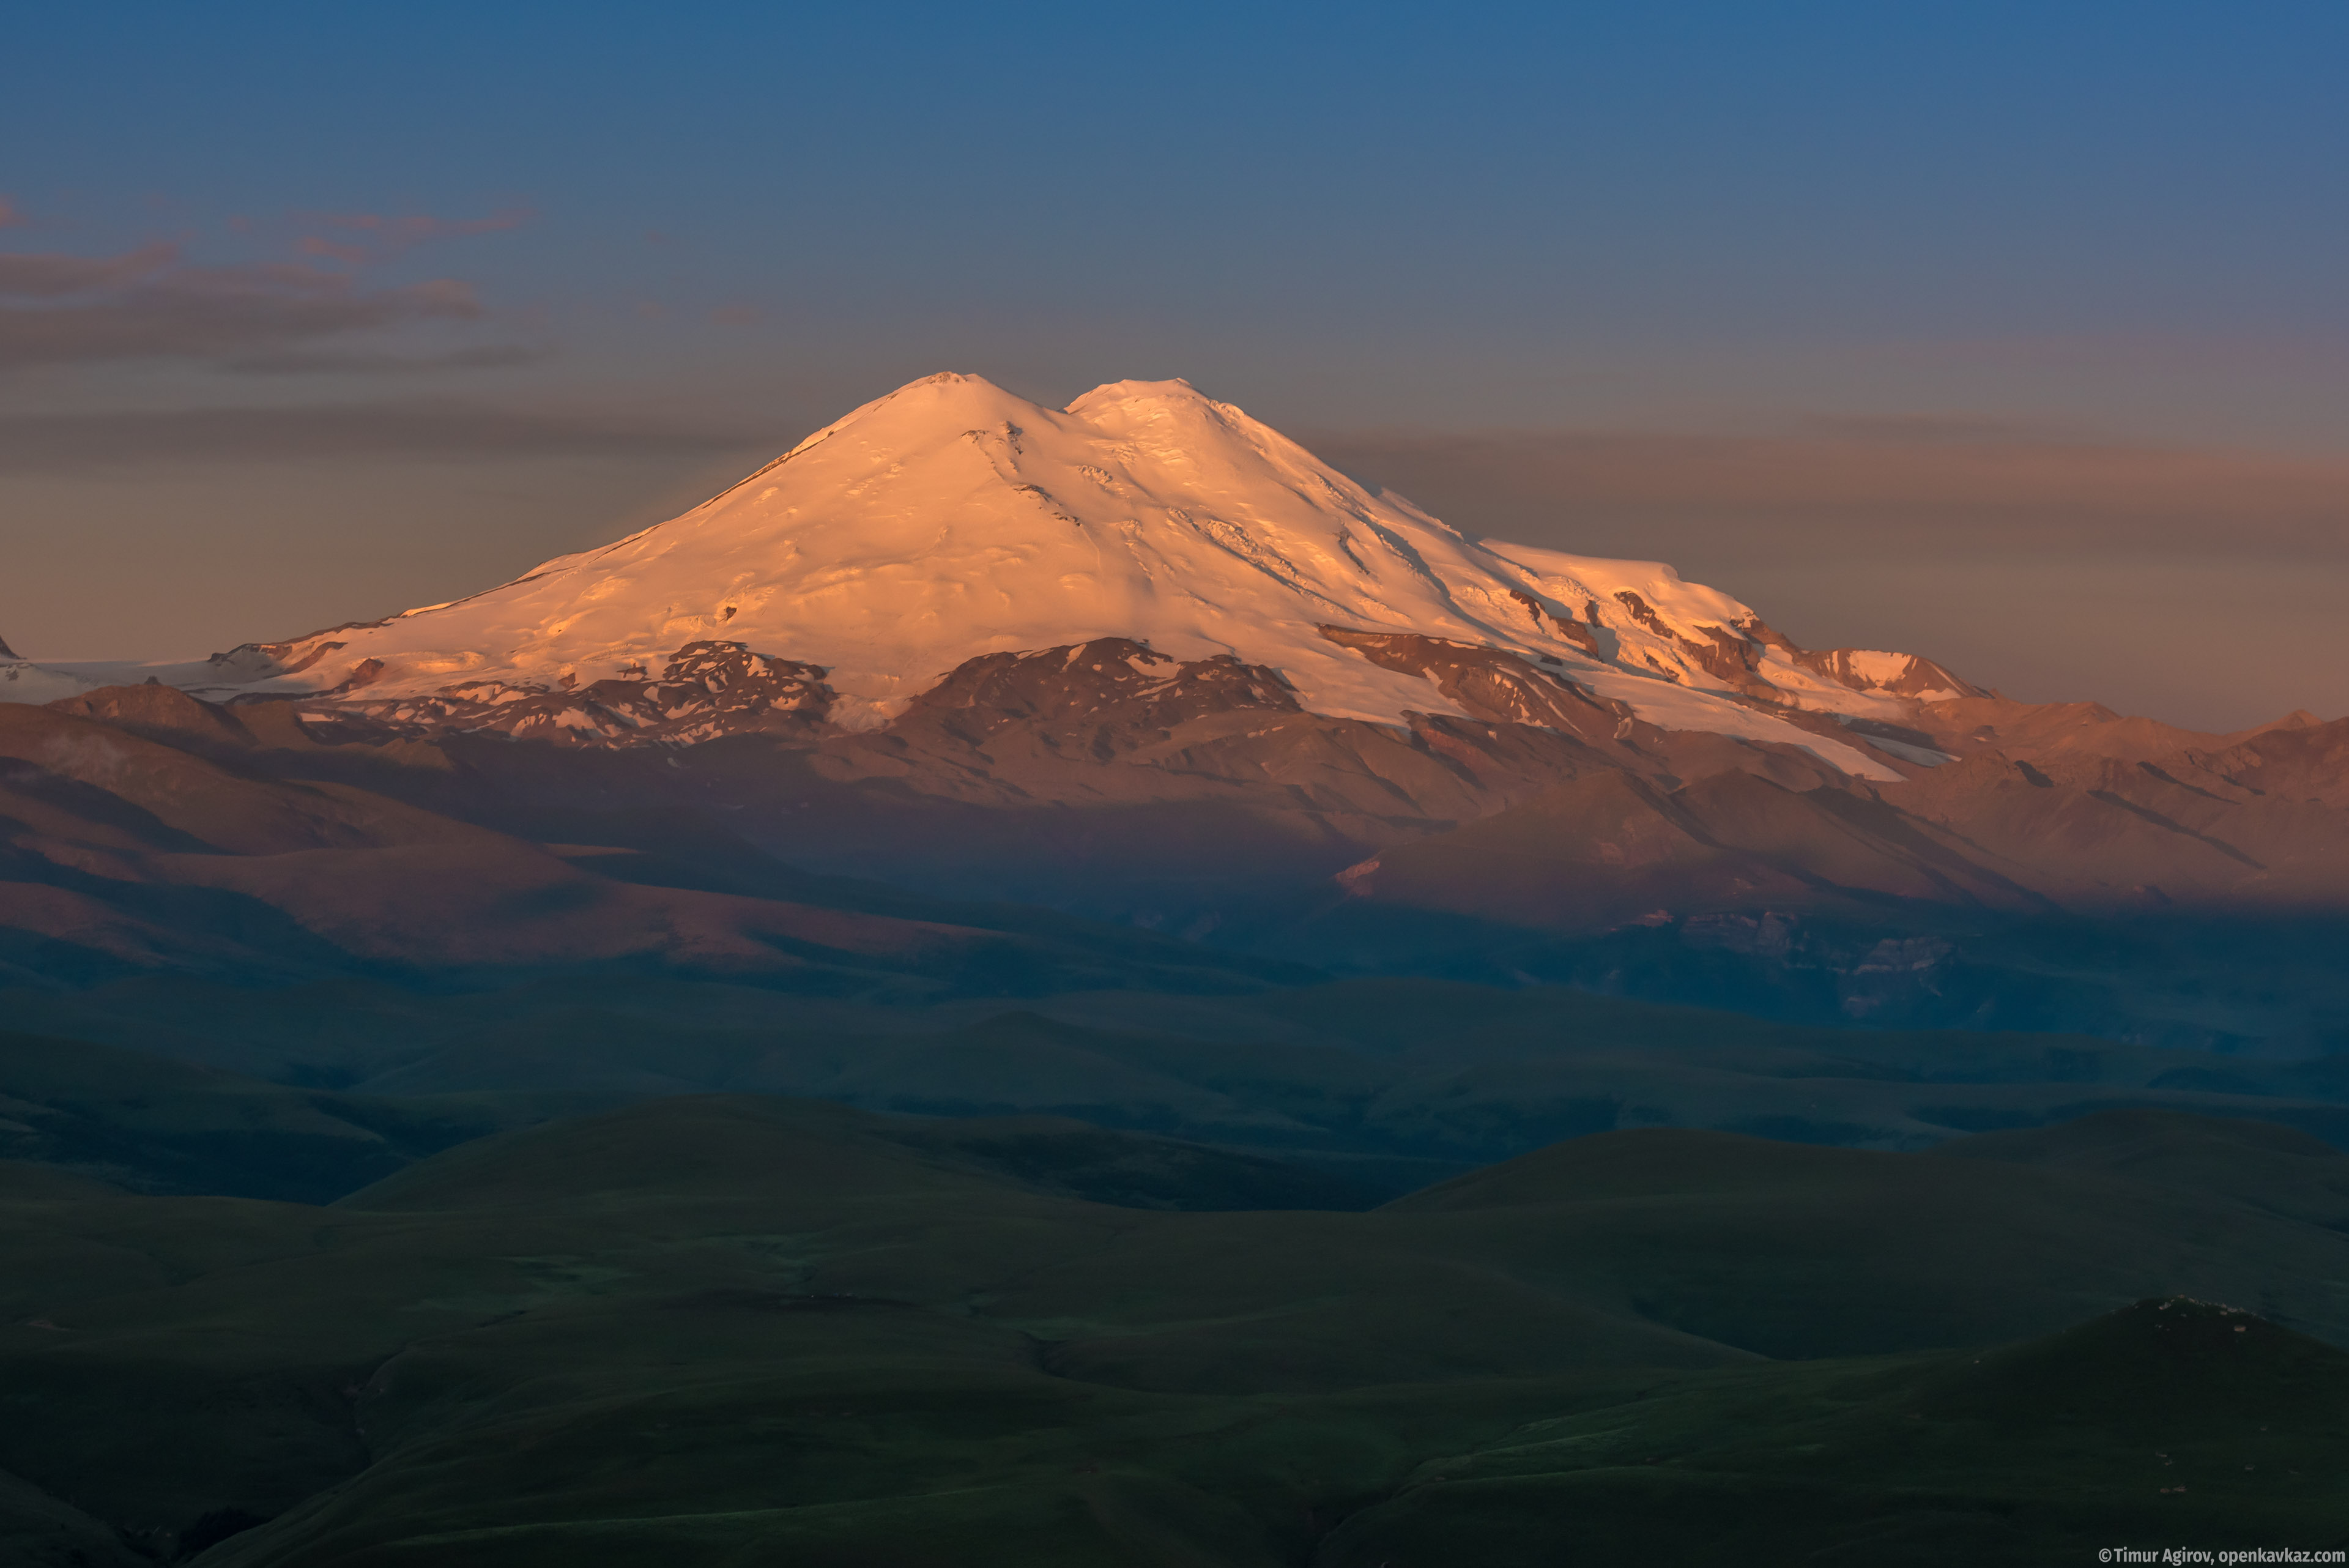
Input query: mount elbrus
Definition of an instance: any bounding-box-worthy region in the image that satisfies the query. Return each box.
[6,375,2347,1039]
[42,374,1968,771]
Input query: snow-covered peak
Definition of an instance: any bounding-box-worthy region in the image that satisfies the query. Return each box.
[1063,377,1286,444]
[45,373,1977,778]
[1,653,106,705]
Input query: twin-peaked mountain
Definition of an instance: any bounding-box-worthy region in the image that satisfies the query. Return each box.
[6,374,2347,1046]
[53,374,1971,775]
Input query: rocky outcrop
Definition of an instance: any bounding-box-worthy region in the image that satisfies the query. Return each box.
[45,682,262,754]
[199,620,395,684]
[313,641,835,746]
[1791,647,1983,700]
[2186,715,2349,808]
[1505,589,1600,655]
[1316,626,1629,742]
[892,638,1301,752]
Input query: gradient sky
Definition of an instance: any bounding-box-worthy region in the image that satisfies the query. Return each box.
[6,2,2347,729]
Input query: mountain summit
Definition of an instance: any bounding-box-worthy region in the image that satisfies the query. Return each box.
[87,373,1980,778]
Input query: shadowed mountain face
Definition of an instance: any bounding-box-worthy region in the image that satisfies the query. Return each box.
[7,674,2344,1050]
[2,1098,2345,1566]
[0,692,1313,995]
[1323,739,2349,935]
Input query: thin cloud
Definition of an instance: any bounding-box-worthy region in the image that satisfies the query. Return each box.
[0,197,24,229]
[0,240,179,298]
[222,343,549,375]
[1795,412,2095,447]
[1882,328,2349,377]
[297,234,375,266]
[293,207,532,266]
[0,202,529,370]
[0,398,764,471]
[1309,425,2349,563]
[0,246,481,368]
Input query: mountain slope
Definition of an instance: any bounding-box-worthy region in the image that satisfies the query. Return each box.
[0,694,1305,993]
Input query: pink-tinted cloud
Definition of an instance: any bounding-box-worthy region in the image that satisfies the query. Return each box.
[291,207,532,266]
[0,398,758,469]
[222,343,547,375]
[0,238,482,368]
[297,234,374,266]
[0,197,23,229]
[0,241,179,298]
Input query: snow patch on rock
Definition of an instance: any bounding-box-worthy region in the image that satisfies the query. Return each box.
[0,657,107,705]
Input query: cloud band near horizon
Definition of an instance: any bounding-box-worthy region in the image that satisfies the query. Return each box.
[5,393,2338,567]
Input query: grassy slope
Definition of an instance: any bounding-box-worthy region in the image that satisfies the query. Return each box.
[9,976,2349,1197]
[1319,1299,2349,1566]
[0,1028,616,1202]
[0,1024,1384,1212]
[1,1099,2345,1563]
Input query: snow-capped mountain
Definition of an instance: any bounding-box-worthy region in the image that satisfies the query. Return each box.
[7,374,2344,1036]
[49,374,1976,779]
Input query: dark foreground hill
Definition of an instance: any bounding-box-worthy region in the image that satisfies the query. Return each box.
[13,975,2349,1206]
[1316,1298,2349,1564]
[4,1098,2346,1565]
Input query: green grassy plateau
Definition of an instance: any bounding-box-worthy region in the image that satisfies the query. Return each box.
[2,1096,2345,1565]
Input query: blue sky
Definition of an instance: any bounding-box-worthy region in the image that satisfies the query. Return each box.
[6,2,2347,726]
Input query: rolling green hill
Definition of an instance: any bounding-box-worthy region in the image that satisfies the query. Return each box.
[2,1097,2344,1564]
[9,975,2348,1202]
[0,1028,611,1202]
[1318,1299,2349,1564]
